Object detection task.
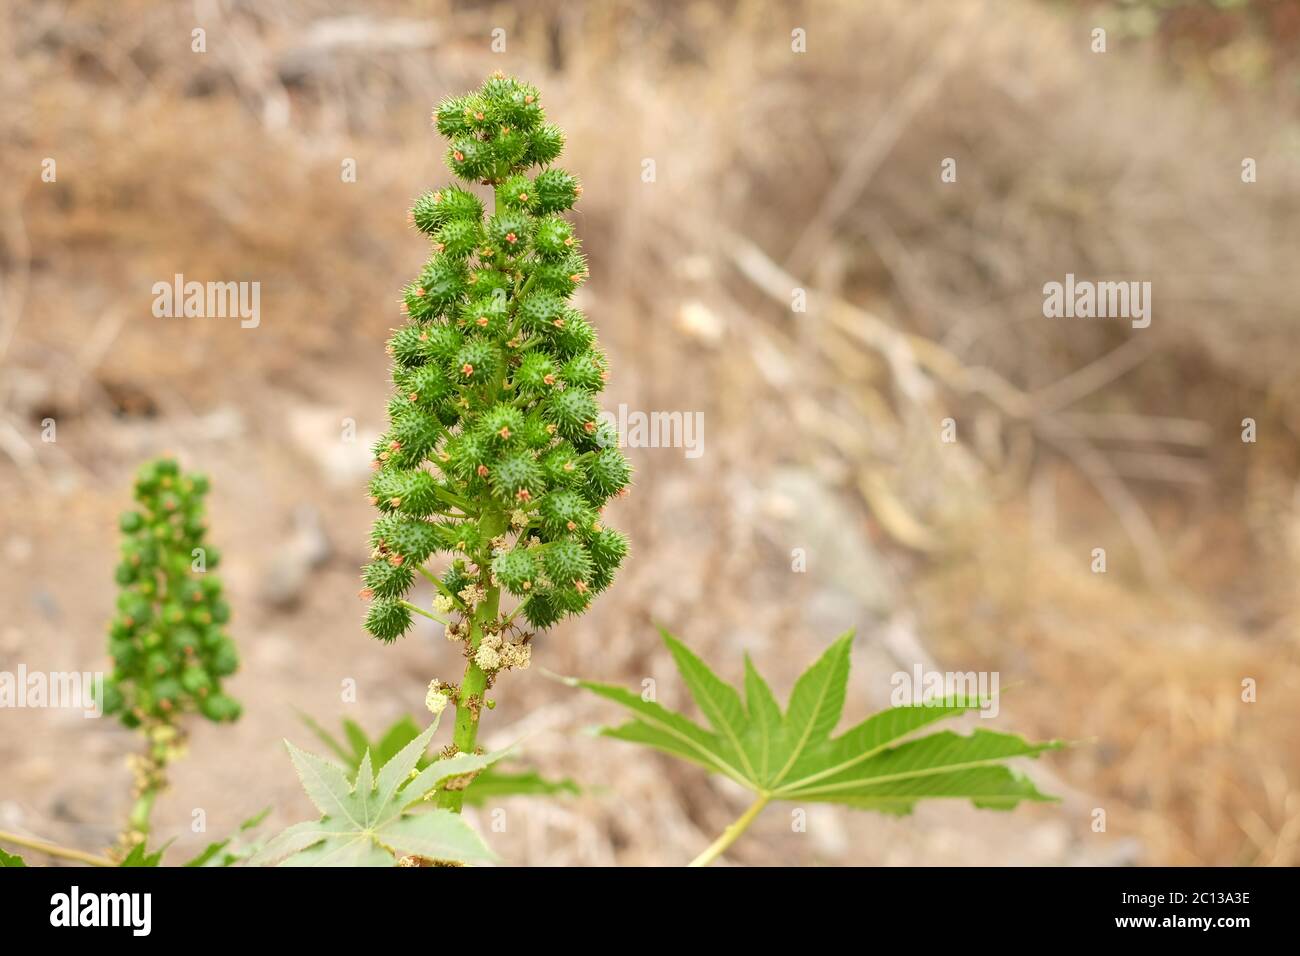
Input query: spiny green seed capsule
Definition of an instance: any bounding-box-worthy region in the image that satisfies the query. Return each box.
[366,72,630,643]
[103,458,241,725]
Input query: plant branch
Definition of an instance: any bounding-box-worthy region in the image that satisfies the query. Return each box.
[430,484,475,513]
[128,788,158,837]
[689,794,770,867]
[439,502,507,813]
[415,564,467,611]
[0,830,115,867]
[401,600,451,626]
[500,597,530,629]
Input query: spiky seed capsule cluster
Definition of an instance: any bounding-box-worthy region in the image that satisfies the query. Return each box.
[364,73,631,643]
[101,458,242,726]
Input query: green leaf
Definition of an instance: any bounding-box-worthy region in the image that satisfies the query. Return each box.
[182,807,271,867]
[780,729,1059,808]
[0,848,26,867]
[601,718,726,773]
[285,741,363,825]
[769,632,853,786]
[296,713,581,807]
[378,811,496,863]
[461,767,580,805]
[397,748,509,813]
[254,721,501,867]
[373,716,424,765]
[119,841,168,867]
[277,823,395,867]
[295,709,354,765]
[777,697,984,792]
[252,820,340,865]
[354,751,376,824]
[577,678,749,785]
[240,807,272,831]
[810,765,1053,814]
[743,654,784,785]
[576,630,1060,864]
[182,840,230,868]
[342,719,371,763]
[661,629,759,782]
[373,721,438,814]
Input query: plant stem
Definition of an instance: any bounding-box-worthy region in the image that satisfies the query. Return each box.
[401,600,450,625]
[439,506,507,813]
[0,830,115,867]
[436,181,518,813]
[127,785,158,842]
[416,564,467,610]
[439,587,499,812]
[500,597,530,628]
[120,726,178,851]
[688,794,770,867]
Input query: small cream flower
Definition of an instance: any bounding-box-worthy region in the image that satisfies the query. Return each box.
[425,679,450,716]
[500,642,532,671]
[458,584,485,610]
[474,643,501,671]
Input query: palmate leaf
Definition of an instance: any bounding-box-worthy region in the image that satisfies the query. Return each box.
[578,677,751,784]
[460,768,580,805]
[578,629,1060,862]
[296,712,579,804]
[252,719,507,867]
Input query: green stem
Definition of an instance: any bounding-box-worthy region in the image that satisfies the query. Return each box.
[430,484,475,513]
[128,787,157,835]
[688,794,770,867]
[439,508,506,813]
[401,600,450,626]
[415,564,467,611]
[436,179,514,814]
[512,272,537,308]
[500,597,530,628]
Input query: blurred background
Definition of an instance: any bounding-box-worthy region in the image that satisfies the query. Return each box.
[1,0,1298,866]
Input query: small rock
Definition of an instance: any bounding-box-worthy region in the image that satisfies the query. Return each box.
[675,300,725,345]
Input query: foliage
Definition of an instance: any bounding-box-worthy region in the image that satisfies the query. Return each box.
[254,721,503,866]
[118,842,168,867]
[181,809,271,867]
[578,629,1060,864]
[297,712,579,806]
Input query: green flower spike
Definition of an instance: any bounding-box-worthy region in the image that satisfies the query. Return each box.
[103,457,241,852]
[364,73,631,812]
